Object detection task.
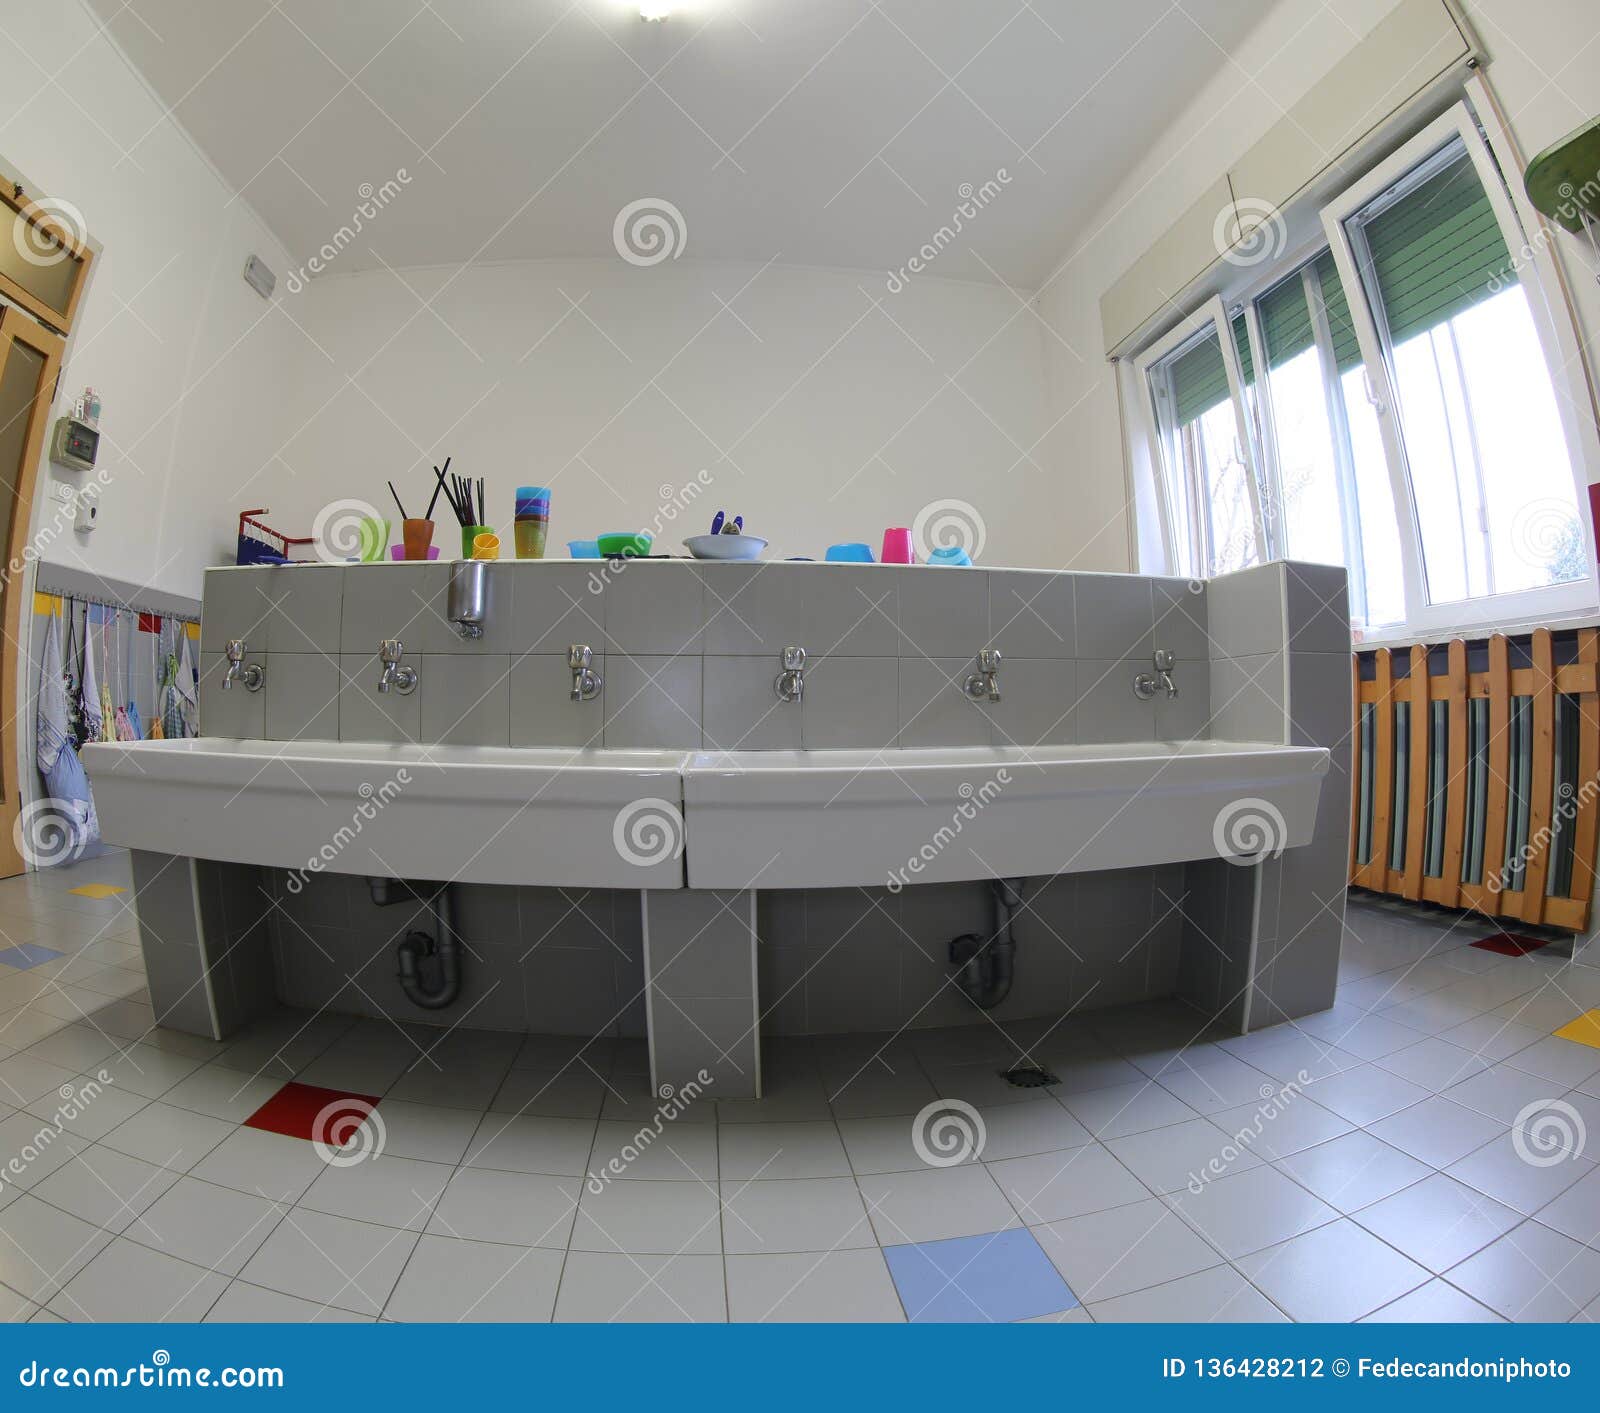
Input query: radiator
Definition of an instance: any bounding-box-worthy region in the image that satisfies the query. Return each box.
[1349,628,1600,931]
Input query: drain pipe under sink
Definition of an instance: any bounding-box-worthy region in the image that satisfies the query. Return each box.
[366,876,462,1010]
[949,877,1023,1010]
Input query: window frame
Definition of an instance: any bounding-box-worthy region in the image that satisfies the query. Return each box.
[1318,101,1599,635]
[1132,294,1267,578]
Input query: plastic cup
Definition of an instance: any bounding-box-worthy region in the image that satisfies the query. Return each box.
[880,527,915,564]
[402,518,435,562]
[461,524,493,558]
[471,532,501,561]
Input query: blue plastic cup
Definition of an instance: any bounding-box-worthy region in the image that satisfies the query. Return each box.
[568,539,600,559]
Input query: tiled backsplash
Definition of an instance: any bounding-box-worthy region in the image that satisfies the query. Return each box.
[199,561,1215,749]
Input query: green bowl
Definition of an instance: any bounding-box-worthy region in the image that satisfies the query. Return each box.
[597,532,653,558]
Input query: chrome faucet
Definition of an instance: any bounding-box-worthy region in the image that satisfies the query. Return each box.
[774,645,807,703]
[1134,648,1178,700]
[221,638,264,693]
[377,638,418,695]
[569,644,602,702]
[964,649,1002,703]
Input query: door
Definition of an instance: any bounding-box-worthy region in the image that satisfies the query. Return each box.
[0,306,65,877]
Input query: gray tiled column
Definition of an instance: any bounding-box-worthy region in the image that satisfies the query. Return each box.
[1185,560,1352,1032]
[129,850,276,1040]
[641,888,761,1100]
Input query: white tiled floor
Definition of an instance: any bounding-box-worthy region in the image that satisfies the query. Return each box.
[2,852,1600,1321]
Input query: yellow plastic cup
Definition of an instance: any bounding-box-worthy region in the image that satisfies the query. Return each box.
[471,532,501,561]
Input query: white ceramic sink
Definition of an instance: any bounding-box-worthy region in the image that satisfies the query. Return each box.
[82,738,688,888]
[681,741,1330,889]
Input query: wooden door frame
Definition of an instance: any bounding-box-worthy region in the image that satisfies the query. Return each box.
[0,306,65,877]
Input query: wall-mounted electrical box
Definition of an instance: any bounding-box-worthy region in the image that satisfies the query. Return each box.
[50,415,98,472]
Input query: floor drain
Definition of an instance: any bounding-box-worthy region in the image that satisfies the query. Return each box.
[1000,1063,1058,1089]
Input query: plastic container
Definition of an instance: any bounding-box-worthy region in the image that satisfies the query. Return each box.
[402,518,435,562]
[461,524,493,558]
[568,540,601,558]
[514,486,550,560]
[825,542,874,563]
[880,527,915,564]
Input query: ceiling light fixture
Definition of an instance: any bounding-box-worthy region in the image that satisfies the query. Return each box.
[639,2,672,18]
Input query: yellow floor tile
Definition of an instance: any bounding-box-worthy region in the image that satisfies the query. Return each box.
[1552,1009,1600,1050]
[67,883,126,899]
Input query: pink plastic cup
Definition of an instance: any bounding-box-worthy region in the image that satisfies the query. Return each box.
[881,527,915,564]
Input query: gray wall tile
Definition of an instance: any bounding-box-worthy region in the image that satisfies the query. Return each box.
[894,567,988,658]
[1209,653,1287,743]
[899,658,990,747]
[339,563,436,656]
[1075,574,1153,659]
[420,654,512,746]
[258,564,343,654]
[200,568,270,655]
[1206,563,1285,658]
[605,562,703,655]
[802,657,898,749]
[338,649,420,743]
[508,653,606,748]
[702,656,802,751]
[264,653,340,741]
[509,563,606,655]
[1075,659,1155,744]
[985,658,1075,746]
[198,651,266,737]
[604,655,702,748]
[1153,577,1209,663]
[989,571,1074,658]
[1283,561,1350,654]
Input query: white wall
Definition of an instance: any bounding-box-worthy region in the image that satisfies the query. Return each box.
[276,258,1056,568]
[1,0,311,598]
[1033,0,1600,573]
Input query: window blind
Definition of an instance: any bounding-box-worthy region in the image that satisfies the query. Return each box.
[1359,149,1516,345]
[1168,319,1253,425]
[1315,252,1363,373]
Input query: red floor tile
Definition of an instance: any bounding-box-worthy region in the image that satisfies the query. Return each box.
[1471,932,1555,957]
[243,1081,382,1144]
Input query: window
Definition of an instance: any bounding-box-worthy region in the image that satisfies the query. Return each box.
[1135,101,1596,638]
[1133,298,1265,578]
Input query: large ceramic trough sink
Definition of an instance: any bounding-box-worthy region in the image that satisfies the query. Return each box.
[82,738,688,889]
[681,740,1330,889]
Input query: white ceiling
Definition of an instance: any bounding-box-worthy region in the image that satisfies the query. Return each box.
[90,0,1276,287]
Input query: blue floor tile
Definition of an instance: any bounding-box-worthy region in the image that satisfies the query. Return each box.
[0,943,65,971]
[884,1228,1078,1323]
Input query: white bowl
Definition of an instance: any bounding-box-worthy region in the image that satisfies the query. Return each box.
[684,533,768,561]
